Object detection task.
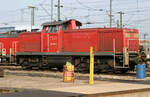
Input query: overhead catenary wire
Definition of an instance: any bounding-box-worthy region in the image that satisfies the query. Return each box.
[75,0,104,11]
[0,0,150,35]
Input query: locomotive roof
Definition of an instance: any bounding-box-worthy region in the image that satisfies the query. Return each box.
[42,19,82,26]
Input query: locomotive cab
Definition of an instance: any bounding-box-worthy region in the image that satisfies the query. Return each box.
[41,19,82,52]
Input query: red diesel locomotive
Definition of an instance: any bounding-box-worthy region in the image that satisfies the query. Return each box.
[0,19,143,73]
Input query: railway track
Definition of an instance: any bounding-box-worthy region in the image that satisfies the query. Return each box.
[0,65,132,74]
[0,65,138,76]
[0,66,23,70]
[1,65,150,79]
[0,66,141,81]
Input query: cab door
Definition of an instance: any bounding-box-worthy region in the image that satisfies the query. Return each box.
[42,26,58,52]
[42,27,49,52]
[49,33,58,52]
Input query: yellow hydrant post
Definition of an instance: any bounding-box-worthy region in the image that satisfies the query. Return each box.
[89,47,94,85]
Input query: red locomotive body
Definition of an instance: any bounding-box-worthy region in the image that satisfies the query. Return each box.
[0,32,18,64]
[63,28,139,53]
[0,19,141,72]
[0,37,17,55]
[18,20,139,54]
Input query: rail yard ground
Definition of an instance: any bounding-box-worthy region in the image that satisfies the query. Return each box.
[1,67,150,97]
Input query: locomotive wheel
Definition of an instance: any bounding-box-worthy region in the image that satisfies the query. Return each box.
[107,59,129,73]
[113,68,128,74]
[120,69,128,73]
[75,63,89,73]
[57,66,63,72]
[21,61,32,70]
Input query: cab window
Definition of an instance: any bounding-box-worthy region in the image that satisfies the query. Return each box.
[61,24,68,30]
[45,26,58,33]
[45,27,50,33]
[50,25,58,33]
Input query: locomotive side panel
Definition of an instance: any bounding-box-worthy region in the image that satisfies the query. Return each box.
[0,38,18,55]
[99,29,123,53]
[123,29,139,52]
[18,32,41,52]
[63,28,125,53]
[63,29,99,52]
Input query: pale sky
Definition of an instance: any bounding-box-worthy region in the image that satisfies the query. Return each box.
[0,0,150,39]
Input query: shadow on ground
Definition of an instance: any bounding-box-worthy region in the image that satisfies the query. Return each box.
[0,88,84,97]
